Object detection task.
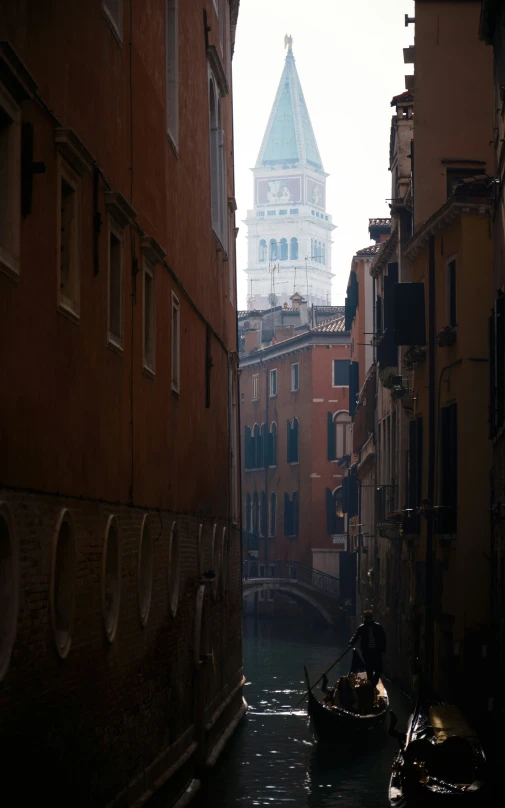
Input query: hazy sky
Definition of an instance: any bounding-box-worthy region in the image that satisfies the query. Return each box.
[232,0,415,309]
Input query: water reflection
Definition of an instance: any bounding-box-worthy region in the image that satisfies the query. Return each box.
[200,618,412,807]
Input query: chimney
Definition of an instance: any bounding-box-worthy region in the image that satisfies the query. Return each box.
[290,292,304,310]
[244,330,260,354]
[274,326,294,344]
[299,300,309,325]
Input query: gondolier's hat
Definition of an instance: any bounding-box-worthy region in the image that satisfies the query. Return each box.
[363,609,373,617]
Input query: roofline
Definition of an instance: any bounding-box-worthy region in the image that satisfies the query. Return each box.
[404,195,493,260]
[239,329,350,366]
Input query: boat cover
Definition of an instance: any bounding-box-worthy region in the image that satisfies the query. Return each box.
[428,706,474,743]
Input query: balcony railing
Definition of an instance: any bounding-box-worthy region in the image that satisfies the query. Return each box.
[402,508,421,535]
[375,485,399,525]
[242,560,340,597]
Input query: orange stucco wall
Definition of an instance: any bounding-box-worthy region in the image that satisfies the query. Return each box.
[414,0,494,228]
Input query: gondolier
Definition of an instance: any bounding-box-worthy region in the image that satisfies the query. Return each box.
[348,609,386,688]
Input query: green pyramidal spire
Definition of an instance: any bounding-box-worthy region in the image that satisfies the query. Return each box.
[255,42,323,171]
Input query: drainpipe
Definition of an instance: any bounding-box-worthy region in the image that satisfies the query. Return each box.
[425,234,436,690]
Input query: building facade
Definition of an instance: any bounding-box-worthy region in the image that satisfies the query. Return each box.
[244,39,335,310]
[0,2,242,806]
[479,0,505,742]
[342,1,496,716]
[239,301,355,616]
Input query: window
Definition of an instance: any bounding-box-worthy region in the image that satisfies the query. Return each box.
[333,359,349,386]
[57,160,80,318]
[267,210,276,217]
[269,493,277,537]
[0,502,19,681]
[280,238,288,260]
[168,521,179,617]
[446,167,480,198]
[291,363,299,391]
[447,258,457,327]
[268,422,278,466]
[102,515,121,642]
[244,425,253,470]
[245,494,252,532]
[209,77,226,245]
[0,85,21,280]
[252,492,259,535]
[292,492,299,535]
[108,221,123,348]
[284,492,299,536]
[260,492,267,537]
[287,417,299,463]
[335,411,351,459]
[290,209,298,214]
[252,423,262,468]
[258,424,266,468]
[322,244,326,266]
[257,210,264,217]
[290,237,298,260]
[50,509,76,658]
[166,1,179,148]
[102,0,123,41]
[258,239,267,262]
[171,291,180,392]
[252,373,259,400]
[142,261,155,374]
[326,488,345,534]
[138,515,153,626]
[270,368,277,397]
[270,239,277,261]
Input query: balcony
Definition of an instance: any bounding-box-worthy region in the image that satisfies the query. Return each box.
[375,485,399,526]
[402,508,421,536]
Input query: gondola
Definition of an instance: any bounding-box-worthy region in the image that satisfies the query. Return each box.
[388,697,487,806]
[303,649,389,744]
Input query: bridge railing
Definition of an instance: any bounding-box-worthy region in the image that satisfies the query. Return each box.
[242,560,340,597]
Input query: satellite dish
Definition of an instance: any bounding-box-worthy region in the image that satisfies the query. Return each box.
[268,293,278,306]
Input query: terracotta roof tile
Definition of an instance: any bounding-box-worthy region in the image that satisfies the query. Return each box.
[369,218,391,227]
[313,314,347,333]
[356,243,381,256]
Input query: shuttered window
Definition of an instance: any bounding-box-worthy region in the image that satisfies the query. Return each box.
[284,493,292,536]
[342,474,359,518]
[268,422,278,466]
[260,491,267,537]
[327,412,336,461]
[269,493,276,537]
[333,359,350,386]
[349,361,359,418]
[287,418,299,463]
[376,295,383,334]
[283,492,299,536]
[326,487,344,534]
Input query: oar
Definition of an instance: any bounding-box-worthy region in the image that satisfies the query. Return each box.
[294,646,353,708]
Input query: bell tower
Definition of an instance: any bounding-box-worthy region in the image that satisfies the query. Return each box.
[244,37,335,310]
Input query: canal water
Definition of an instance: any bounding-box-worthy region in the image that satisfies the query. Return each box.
[201,617,412,808]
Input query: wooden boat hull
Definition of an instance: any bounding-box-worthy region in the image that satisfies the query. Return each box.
[304,664,389,745]
[388,703,487,807]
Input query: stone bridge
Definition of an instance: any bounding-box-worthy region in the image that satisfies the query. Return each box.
[242,560,342,626]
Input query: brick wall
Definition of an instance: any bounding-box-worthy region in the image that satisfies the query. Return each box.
[0,489,243,806]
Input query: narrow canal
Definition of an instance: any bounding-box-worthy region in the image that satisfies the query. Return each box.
[200,617,412,808]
